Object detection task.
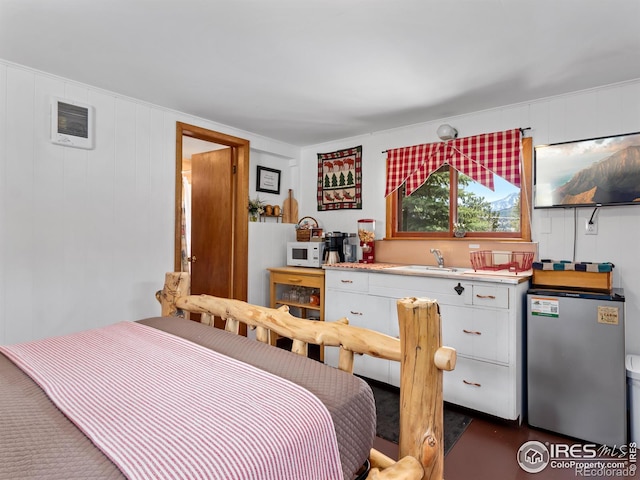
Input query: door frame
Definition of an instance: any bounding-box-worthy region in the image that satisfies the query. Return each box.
[174,122,249,301]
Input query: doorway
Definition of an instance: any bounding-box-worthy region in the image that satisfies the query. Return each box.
[175,122,250,316]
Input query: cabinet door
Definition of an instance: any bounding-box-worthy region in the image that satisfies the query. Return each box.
[325,290,392,383]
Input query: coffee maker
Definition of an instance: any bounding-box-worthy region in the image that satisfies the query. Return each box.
[324,232,345,265]
[323,232,357,264]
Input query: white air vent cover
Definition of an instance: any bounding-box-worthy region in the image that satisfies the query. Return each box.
[50,97,94,149]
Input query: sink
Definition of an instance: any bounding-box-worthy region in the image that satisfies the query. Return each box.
[385,265,470,274]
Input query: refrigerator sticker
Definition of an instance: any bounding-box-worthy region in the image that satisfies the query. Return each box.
[531,297,559,318]
[597,306,619,325]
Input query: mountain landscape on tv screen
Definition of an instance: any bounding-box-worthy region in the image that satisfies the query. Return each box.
[553,145,640,205]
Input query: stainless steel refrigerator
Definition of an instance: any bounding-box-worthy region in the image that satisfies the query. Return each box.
[527,288,626,446]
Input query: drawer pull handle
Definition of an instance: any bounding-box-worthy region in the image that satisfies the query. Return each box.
[287,278,302,283]
[341,279,354,284]
[350,310,363,316]
[476,294,496,299]
[463,379,482,387]
[463,329,482,335]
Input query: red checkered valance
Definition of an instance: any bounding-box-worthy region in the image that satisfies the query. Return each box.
[385,129,522,197]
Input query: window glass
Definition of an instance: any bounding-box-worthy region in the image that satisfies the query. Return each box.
[457,174,520,233]
[397,166,450,232]
[394,167,522,236]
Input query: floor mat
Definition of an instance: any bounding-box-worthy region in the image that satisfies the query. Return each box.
[365,378,472,455]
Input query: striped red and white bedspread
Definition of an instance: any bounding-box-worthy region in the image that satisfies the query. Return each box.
[0,321,343,480]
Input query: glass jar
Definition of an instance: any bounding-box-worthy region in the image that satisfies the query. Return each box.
[357,219,375,243]
[357,219,376,263]
[309,289,320,306]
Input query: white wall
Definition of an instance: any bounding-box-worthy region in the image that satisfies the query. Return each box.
[3,57,640,355]
[298,79,640,354]
[248,150,297,209]
[0,60,298,344]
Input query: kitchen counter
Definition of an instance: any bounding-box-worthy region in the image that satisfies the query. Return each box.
[323,262,532,285]
[324,262,530,420]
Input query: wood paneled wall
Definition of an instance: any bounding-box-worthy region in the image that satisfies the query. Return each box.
[299,79,640,354]
[0,60,298,345]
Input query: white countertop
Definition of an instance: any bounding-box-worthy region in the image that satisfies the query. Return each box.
[323,262,532,285]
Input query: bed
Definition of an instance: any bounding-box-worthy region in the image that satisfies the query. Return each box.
[0,272,455,480]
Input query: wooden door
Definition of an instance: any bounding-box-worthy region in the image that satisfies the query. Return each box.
[191,149,235,329]
[174,122,249,329]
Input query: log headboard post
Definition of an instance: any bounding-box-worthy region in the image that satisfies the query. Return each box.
[397,297,455,480]
[158,272,190,317]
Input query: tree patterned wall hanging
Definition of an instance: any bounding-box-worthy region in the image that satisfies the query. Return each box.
[317,145,362,210]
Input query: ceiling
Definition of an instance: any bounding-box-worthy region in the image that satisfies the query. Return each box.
[1,0,640,146]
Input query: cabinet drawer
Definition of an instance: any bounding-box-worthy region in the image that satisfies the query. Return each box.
[271,271,324,289]
[325,291,390,333]
[325,270,369,292]
[466,284,509,309]
[370,273,468,300]
[444,357,516,420]
[441,305,510,364]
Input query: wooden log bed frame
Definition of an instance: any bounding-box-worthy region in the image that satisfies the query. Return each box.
[158,272,457,480]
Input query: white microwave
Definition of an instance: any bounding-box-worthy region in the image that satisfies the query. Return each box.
[286,241,324,268]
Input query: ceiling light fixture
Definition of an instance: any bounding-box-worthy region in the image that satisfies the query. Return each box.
[437,124,458,141]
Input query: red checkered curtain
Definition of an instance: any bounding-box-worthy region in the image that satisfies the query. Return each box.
[384,142,443,196]
[385,128,522,197]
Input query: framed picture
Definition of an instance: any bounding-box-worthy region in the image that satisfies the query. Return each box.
[317,145,362,210]
[256,166,281,194]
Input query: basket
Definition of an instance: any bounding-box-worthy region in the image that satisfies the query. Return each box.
[470,250,534,273]
[296,216,318,241]
[296,229,312,241]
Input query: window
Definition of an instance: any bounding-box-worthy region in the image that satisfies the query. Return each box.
[386,137,532,240]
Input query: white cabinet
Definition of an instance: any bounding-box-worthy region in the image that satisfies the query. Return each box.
[324,289,392,383]
[324,268,529,421]
[324,270,394,383]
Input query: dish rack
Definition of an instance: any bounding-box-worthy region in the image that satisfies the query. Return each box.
[470,250,534,273]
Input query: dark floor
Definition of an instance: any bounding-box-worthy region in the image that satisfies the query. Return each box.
[373,414,640,479]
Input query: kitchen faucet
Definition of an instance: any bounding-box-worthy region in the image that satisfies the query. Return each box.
[430,248,445,268]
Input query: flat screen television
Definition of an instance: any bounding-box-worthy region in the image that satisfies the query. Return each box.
[534,131,640,208]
